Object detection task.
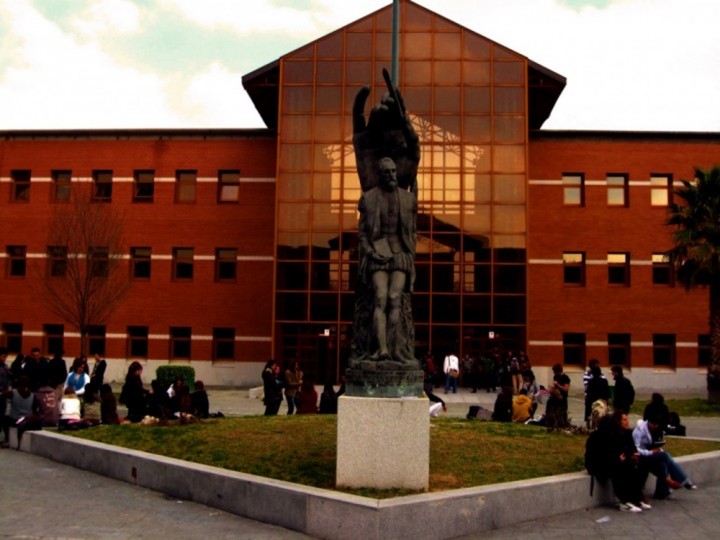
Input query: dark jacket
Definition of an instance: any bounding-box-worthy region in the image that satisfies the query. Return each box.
[612,375,635,413]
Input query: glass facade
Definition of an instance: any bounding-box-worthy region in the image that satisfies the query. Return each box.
[275,3,527,380]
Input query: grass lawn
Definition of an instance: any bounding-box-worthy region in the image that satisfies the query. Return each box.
[70,416,720,497]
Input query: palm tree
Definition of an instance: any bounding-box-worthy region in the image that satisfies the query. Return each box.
[666,165,720,403]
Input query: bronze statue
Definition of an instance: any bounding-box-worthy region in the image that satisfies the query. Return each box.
[346,70,423,397]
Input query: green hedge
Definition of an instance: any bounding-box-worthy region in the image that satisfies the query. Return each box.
[156,365,196,392]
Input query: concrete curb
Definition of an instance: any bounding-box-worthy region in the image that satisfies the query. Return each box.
[22,431,720,540]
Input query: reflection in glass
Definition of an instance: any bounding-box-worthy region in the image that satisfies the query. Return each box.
[278,202,310,230]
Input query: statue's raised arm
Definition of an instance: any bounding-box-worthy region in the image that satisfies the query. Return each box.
[353,69,420,194]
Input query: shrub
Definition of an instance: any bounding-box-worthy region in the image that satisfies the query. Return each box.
[156,365,196,392]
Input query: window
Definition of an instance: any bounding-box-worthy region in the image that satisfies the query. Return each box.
[52,170,71,202]
[651,175,672,206]
[608,253,630,286]
[131,247,151,279]
[653,334,676,367]
[2,323,23,353]
[175,170,197,203]
[170,327,191,359]
[172,248,194,280]
[608,333,631,366]
[11,170,31,202]
[698,334,711,367]
[218,170,240,203]
[47,246,68,277]
[563,252,585,286]
[88,325,106,356]
[133,170,155,203]
[563,333,586,365]
[89,246,109,277]
[652,253,674,286]
[215,248,237,281]
[607,174,628,206]
[562,174,584,206]
[127,326,149,358]
[43,324,64,357]
[92,170,113,202]
[6,245,27,277]
[213,327,235,360]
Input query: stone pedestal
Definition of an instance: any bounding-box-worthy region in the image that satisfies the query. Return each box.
[336,395,429,491]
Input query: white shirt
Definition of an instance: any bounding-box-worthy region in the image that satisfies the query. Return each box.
[443,354,459,374]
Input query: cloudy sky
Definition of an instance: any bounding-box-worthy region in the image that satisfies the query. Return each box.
[0,0,717,132]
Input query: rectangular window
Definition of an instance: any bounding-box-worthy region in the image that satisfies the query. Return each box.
[215,248,237,281]
[608,252,630,286]
[52,170,72,202]
[562,173,584,206]
[127,326,149,358]
[653,333,676,368]
[133,170,155,203]
[652,253,674,286]
[47,246,68,277]
[175,170,197,203]
[131,247,151,279]
[89,246,109,277]
[88,325,106,356]
[651,175,672,207]
[11,170,31,202]
[218,170,240,203]
[2,323,23,354]
[6,245,27,277]
[92,170,113,202]
[608,333,631,366]
[172,248,194,280]
[170,327,191,359]
[607,174,628,206]
[563,252,585,286]
[43,324,64,357]
[698,334,711,367]
[563,333,586,365]
[213,327,235,360]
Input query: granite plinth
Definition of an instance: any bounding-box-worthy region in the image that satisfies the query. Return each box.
[345,365,423,397]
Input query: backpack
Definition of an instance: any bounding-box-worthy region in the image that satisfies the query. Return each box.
[584,429,610,495]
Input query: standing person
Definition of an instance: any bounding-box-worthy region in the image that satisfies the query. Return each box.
[63,357,90,397]
[633,414,697,499]
[283,360,303,415]
[90,354,107,388]
[12,348,48,391]
[492,386,514,422]
[582,358,604,395]
[261,360,283,416]
[119,361,148,423]
[319,383,339,414]
[509,353,522,394]
[443,352,459,394]
[295,378,318,414]
[611,365,635,413]
[0,348,10,421]
[46,349,68,405]
[1,376,34,446]
[544,363,571,428]
[423,362,446,415]
[585,364,611,428]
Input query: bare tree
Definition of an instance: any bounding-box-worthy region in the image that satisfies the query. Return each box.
[35,186,130,354]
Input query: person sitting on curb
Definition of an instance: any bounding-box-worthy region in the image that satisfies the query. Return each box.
[632,414,697,499]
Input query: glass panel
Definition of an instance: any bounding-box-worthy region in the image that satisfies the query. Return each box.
[405,60,432,84]
[281,115,313,142]
[414,262,430,293]
[434,87,461,114]
[432,295,460,323]
[277,262,308,290]
[277,172,311,200]
[494,265,526,293]
[432,264,457,292]
[346,61,372,84]
[493,235,526,250]
[463,116,491,142]
[405,33,432,58]
[435,33,461,59]
[494,87,525,114]
[493,205,526,233]
[277,232,309,260]
[433,61,461,84]
[463,61,490,84]
[412,295,430,323]
[405,7,432,31]
[494,174,525,203]
[346,32,372,58]
[494,116,526,143]
[462,204,491,230]
[279,144,312,171]
[494,296,526,324]
[313,146,335,172]
[312,203,340,230]
[494,44,520,60]
[493,146,525,173]
[316,61,343,84]
[277,203,310,230]
[276,293,307,321]
[314,115,344,142]
[463,295,491,323]
[494,61,524,84]
[463,87,491,114]
[310,293,338,320]
[316,33,343,59]
[315,86,343,114]
[404,87,432,113]
[463,32,491,59]
[282,86,313,113]
[283,60,314,83]
[465,265,491,293]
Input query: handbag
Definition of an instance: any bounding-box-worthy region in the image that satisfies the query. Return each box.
[450,368,459,378]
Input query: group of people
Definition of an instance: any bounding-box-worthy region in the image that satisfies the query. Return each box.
[1,347,118,445]
[261,359,345,416]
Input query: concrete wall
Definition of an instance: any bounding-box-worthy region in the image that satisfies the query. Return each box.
[22,431,720,540]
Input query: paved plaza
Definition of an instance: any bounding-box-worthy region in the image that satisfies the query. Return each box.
[1,386,717,539]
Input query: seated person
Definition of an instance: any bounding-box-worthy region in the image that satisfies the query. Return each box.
[100,384,121,425]
[147,379,171,419]
[32,383,59,428]
[59,387,86,429]
[295,379,318,414]
[492,386,513,422]
[512,392,535,423]
[191,380,210,419]
[633,414,697,499]
[82,382,102,426]
[319,383,338,414]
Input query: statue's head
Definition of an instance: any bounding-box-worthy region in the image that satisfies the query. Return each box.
[377,157,397,191]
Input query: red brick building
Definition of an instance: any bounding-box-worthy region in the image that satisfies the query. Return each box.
[1,1,717,390]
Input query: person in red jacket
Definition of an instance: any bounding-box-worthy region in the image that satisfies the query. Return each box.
[295,379,318,414]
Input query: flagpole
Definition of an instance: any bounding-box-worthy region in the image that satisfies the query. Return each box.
[391,0,400,85]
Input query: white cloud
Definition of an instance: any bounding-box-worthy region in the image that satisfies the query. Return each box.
[70,0,141,37]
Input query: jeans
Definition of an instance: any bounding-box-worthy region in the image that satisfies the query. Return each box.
[445,373,458,394]
[285,394,296,415]
[640,450,688,498]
